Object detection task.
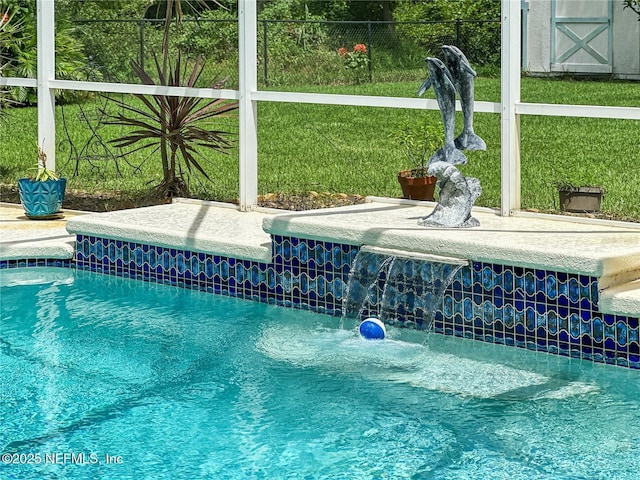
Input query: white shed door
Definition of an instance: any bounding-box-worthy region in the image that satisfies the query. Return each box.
[551,0,612,73]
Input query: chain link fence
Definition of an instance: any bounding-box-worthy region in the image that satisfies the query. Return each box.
[260,19,500,87]
[72,18,500,89]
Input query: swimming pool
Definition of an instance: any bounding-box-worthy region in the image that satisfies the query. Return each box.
[2,267,640,479]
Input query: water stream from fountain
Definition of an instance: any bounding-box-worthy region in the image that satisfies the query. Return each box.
[342,247,468,334]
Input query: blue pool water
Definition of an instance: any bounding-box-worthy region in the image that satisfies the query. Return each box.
[1,267,640,479]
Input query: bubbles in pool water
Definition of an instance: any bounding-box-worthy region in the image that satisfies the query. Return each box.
[256,322,600,400]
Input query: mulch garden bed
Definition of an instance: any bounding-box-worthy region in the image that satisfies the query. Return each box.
[1,183,636,222]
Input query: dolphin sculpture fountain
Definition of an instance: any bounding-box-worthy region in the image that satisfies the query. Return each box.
[417,161,481,228]
[441,45,486,152]
[418,57,467,166]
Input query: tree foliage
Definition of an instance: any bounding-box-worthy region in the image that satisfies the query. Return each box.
[55,0,150,81]
[0,0,86,104]
[294,1,396,22]
[393,0,500,65]
[393,0,499,23]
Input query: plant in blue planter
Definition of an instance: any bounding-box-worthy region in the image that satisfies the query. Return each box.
[18,146,67,218]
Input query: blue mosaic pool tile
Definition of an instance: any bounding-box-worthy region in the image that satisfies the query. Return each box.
[74,234,358,316]
[432,262,640,368]
[0,258,73,269]
[77,235,264,301]
[270,235,357,314]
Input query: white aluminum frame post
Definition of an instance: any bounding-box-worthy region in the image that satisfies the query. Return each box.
[0,0,635,217]
[501,0,522,216]
[36,0,56,171]
[238,0,258,211]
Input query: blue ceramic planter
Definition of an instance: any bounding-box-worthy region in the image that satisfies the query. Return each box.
[18,178,67,218]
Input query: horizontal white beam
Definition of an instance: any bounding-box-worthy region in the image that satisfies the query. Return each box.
[0,77,38,88]
[517,102,640,120]
[48,79,240,100]
[8,77,636,122]
[252,90,501,113]
[6,75,633,122]
[468,100,502,114]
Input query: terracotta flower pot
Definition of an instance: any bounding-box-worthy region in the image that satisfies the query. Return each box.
[397,170,437,201]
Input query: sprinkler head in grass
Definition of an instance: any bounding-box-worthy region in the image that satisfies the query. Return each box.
[359,318,386,340]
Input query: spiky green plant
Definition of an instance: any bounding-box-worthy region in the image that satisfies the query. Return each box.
[105,53,238,197]
[29,144,58,181]
[391,117,441,178]
[104,0,238,198]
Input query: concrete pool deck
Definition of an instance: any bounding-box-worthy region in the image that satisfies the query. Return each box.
[0,203,83,260]
[2,198,640,318]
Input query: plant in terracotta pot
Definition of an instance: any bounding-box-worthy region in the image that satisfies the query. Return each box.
[392,120,439,201]
[18,145,67,219]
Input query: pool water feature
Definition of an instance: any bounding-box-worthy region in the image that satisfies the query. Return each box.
[2,268,640,479]
[343,247,467,330]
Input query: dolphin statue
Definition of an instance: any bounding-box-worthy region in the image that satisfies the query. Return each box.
[441,45,486,151]
[418,57,467,166]
[417,161,481,228]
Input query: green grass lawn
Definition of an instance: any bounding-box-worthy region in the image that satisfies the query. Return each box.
[1,76,638,218]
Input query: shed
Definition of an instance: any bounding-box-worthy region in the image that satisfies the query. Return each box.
[523,0,640,79]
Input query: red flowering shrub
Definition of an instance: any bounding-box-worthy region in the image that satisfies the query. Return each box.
[353,43,367,54]
[337,44,369,75]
